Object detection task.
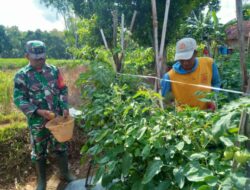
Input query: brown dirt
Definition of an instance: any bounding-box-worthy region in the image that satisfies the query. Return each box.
[60,65,87,108]
[0,128,93,190]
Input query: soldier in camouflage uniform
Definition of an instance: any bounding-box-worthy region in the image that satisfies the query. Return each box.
[14,40,76,190]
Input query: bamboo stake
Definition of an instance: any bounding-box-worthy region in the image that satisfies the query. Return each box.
[159,0,170,77]
[121,14,125,52]
[112,10,118,49]
[100,29,109,50]
[119,13,125,72]
[151,0,164,109]
[236,0,248,92]
[129,11,137,32]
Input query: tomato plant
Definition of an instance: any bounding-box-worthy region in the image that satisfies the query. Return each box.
[79,60,250,190]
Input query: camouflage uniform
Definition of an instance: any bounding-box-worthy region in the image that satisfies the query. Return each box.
[14,63,68,161]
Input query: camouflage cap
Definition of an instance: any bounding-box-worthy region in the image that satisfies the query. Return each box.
[25,40,46,59]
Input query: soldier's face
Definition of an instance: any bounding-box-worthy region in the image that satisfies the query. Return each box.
[26,54,46,70]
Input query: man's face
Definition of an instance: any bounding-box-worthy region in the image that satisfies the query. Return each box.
[26,54,46,70]
[179,52,196,71]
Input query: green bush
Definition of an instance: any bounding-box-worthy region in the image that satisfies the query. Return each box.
[0,123,30,185]
[80,60,250,189]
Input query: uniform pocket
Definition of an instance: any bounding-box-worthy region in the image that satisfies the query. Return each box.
[29,84,44,105]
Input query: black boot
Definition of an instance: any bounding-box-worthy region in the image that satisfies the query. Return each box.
[56,152,77,182]
[35,159,46,190]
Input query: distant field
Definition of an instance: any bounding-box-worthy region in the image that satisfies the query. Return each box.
[0,58,84,70]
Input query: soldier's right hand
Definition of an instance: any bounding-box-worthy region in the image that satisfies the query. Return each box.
[36,109,55,120]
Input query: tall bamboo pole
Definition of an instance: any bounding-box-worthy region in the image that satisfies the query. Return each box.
[151,0,164,109]
[159,0,170,77]
[129,11,137,32]
[236,0,248,92]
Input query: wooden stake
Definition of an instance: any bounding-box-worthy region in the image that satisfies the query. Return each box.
[129,11,137,32]
[151,0,164,109]
[236,0,248,92]
[159,0,170,77]
[121,14,125,52]
[100,29,109,50]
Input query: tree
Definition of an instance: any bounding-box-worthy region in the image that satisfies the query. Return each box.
[0,25,12,58]
[40,0,211,47]
[243,3,250,20]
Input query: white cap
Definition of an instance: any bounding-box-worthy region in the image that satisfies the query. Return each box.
[174,37,197,61]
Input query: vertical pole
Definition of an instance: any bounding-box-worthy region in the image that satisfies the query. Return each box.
[129,11,137,32]
[121,14,125,53]
[100,29,109,50]
[151,0,164,109]
[159,0,170,77]
[236,0,248,92]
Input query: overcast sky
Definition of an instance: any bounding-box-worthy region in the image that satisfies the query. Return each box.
[0,0,242,32]
[0,0,64,31]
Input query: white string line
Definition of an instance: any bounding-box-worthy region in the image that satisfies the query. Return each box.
[117,73,249,96]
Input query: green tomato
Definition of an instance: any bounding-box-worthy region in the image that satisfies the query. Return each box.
[234,151,250,164]
[223,150,234,160]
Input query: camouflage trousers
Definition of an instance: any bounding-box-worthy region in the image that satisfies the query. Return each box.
[29,124,67,161]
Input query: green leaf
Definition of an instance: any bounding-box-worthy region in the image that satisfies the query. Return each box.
[173,167,185,188]
[183,135,191,144]
[235,135,248,142]
[132,180,144,190]
[141,144,151,159]
[97,156,110,164]
[93,166,105,184]
[122,152,132,176]
[219,136,234,147]
[175,142,185,151]
[231,172,248,189]
[227,127,239,134]
[137,127,147,140]
[197,185,213,190]
[101,174,113,187]
[87,144,103,155]
[155,181,170,190]
[142,159,163,184]
[190,152,207,160]
[186,167,213,182]
[95,129,110,142]
[212,112,235,137]
[204,176,218,186]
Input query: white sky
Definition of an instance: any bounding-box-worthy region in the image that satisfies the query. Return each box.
[0,0,242,32]
[0,0,65,31]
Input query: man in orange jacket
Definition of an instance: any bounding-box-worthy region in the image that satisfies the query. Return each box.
[161,37,221,111]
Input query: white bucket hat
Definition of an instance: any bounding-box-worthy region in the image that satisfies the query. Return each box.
[174,37,197,61]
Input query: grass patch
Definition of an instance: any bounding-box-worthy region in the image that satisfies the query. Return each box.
[0,122,30,185]
[0,58,84,70]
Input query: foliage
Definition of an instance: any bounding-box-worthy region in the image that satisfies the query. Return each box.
[0,25,70,59]
[40,0,211,48]
[180,9,225,58]
[0,123,30,185]
[216,52,250,104]
[79,58,250,190]
[243,3,250,20]
[0,71,15,114]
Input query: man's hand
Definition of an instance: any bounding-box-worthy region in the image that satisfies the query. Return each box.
[63,109,69,118]
[36,109,55,120]
[207,102,216,112]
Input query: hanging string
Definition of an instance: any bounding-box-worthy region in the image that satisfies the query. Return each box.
[117,73,249,96]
